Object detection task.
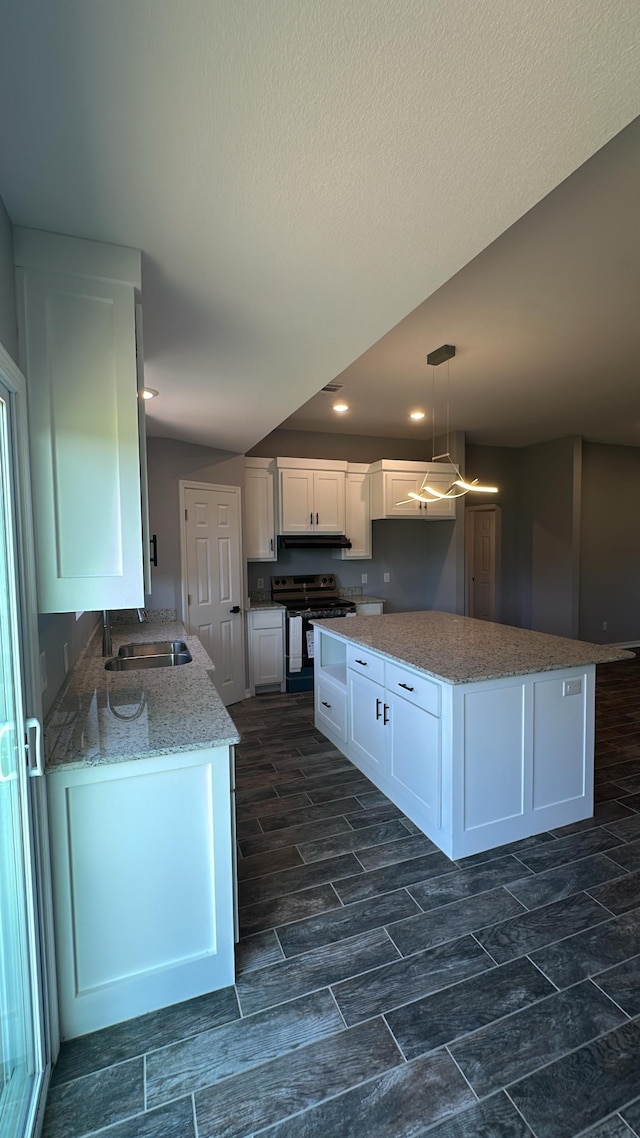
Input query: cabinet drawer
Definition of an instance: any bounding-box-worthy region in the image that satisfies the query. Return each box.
[316,675,347,742]
[250,610,283,630]
[385,661,441,717]
[347,644,385,685]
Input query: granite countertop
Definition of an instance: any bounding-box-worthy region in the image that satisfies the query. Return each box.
[46,621,240,772]
[356,596,385,605]
[311,610,634,685]
[248,601,285,612]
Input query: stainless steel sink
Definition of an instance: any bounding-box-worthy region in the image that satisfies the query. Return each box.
[105,650,192,671]
[117,640,189,658]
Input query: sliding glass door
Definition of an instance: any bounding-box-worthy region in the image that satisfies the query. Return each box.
[0,369,47,1138]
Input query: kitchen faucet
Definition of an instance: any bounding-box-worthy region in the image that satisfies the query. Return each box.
[102,607,147,656]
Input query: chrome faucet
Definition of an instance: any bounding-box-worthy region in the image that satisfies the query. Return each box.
[102,610,112,657]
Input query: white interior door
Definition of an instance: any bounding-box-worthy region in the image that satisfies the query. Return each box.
[183,484,245,705]
[0,371,47,1138]
[465,506,499,621]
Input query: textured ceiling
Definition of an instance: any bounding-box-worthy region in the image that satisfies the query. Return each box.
[0,2,639,452]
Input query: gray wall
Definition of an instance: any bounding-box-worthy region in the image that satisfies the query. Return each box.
[248,427,433,464]
[147,436,245,611]
[517,437,581,637]
[580,442,640,644]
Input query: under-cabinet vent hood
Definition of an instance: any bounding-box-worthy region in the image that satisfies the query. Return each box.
[278,534,352,550]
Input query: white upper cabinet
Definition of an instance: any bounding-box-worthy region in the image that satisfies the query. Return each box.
[244,459,276,561]
[15,228,145,613]
[335,465,371,559]
[277,459,346,534]
[369,460,456,519]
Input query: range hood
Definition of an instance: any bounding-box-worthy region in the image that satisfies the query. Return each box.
[278,534,352,550]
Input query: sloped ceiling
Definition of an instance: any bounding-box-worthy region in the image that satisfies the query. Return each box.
[0,2,639,452]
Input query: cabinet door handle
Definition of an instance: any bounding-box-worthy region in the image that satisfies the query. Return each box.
[270,538,273,551]
[375,698,382,720]
[321,700,331,708]
[398,682,414,692]
[383,703,390,725]
[150,533,158,567]
[316,512,319,525]
[355,658,367,666]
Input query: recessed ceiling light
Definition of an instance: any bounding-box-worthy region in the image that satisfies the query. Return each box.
[409,410,425,420]
[333,402,349,413]
[142,388,159,400]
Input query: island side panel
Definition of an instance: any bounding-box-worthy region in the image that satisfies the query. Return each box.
[451,667,594,858]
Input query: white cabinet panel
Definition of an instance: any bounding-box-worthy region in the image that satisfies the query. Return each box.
[17,256,144,611]
[387,694,441,829]
[277,462,346,534]
[279,469,315,532]
[244,463,276,560]
[532,674,590,810]
[248,608,285,694]
[348,669,386,780]
[313,470,345,532]
[316,673,348,742]
[462,685,526,831]
[47,747,235,1039]
[337,471,371,559]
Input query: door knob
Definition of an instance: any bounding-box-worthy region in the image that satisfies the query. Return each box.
[230,605,241,614]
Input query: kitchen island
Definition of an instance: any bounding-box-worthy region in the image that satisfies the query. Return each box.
[313,611,633,860]
[45,621,240,1039]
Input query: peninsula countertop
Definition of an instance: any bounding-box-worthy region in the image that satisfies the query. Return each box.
[45,621,240,772]
[312,610,634,685]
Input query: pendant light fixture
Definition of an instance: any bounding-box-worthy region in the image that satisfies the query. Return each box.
[398,345,498,504]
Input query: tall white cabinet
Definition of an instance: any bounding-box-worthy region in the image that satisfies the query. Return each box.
[14,228,146,612]
[244,458,277,561]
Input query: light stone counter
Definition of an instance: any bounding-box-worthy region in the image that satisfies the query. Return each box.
[45,621,240,772]
[247,600,285,612]
[312,610,633,684]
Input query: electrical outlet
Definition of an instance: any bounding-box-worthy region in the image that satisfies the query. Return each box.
[383,572,390,583]
[39,651,47,693]
[63,642,69,674]
[257,577,264,589]
[602,621,608,631]
[361,573,368,584]
[563,679,582,697]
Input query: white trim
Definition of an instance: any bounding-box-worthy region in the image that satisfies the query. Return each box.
[0,344,56,1129]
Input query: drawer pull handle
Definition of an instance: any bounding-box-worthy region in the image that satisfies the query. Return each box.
[398,682,414,692]
[321,700,331,708]
[355,658,367,666]
[383,703,389,725]
[375,698,382,720]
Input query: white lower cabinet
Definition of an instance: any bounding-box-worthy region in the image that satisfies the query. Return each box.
[315,627,594,860]
[386,692,441,830]
[316,673,348,742]
[47,746,235,1039]
[248,608,285,694]
[348,669,387,779]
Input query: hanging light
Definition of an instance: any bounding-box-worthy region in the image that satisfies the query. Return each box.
[397,345,497,504]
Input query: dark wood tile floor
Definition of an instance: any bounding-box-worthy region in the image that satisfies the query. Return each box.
[43,653,640,1138]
